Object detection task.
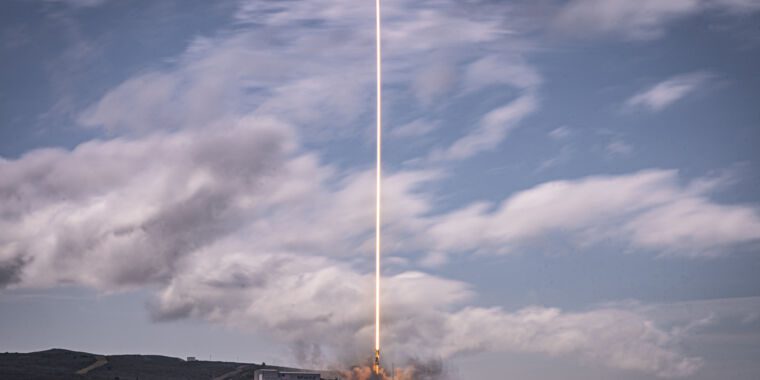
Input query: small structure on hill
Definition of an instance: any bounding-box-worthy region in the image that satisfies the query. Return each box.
[254,368,321,380]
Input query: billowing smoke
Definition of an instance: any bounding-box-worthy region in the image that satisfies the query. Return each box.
[339,358,449,380]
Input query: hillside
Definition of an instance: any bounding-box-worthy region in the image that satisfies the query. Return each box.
[0,348,300,380]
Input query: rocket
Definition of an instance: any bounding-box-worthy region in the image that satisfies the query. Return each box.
[373,349,381,375]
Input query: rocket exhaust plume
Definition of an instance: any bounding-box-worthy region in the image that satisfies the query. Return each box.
[340,358,450,380]
[374,0,383,376]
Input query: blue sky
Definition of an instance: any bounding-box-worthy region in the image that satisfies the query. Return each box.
[1,0,760,379]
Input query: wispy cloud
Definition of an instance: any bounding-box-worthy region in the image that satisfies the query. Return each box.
[430,94,538,161]
[554,0,760,40]
[463,55,542,92]
[554,0,701,40]
[606,140,634,156]
[548,126,573,140]
[626,71,713,112]
[425,169,760,257]
[44,0,110,8]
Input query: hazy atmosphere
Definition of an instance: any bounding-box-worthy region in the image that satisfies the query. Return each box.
[1,0,760,379]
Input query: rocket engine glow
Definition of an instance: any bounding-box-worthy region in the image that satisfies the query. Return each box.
[374,0,382,375]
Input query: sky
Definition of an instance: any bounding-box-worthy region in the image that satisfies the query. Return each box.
[1,0,760,379]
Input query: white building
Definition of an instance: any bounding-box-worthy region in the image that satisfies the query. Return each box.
[254,369,321,380]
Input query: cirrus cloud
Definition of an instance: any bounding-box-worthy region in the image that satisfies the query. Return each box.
[626,72,713,112]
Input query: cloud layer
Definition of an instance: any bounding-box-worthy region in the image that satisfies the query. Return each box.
[2,112,757,377]
[555,0,760,40]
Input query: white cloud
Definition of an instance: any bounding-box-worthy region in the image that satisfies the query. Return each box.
[606,140,634,155]
[548,126,572,140]
[0,110,449,291]
[464,55,542,92]
[0,142,738,377]
[554,0,760,40]
[425,169,760,257]
[554,0,701,40]
[0,117,297,290]
[709,0,760,12]
[5,140,756,294]
[78,0,537,144]
[381,6,502,54]
[442,306,702,378]
[625,197,760,255]
[627,295,760,324]
[73,0,542,176]
[78,30,373,137]
[626,72,713,112]
[432,94,538,161]
[44,0,109,8]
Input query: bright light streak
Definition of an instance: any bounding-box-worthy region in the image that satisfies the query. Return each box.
[374,0,382,370]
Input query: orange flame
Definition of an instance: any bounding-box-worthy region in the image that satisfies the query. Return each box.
[340,365,424,380]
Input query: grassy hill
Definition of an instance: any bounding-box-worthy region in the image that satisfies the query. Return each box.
[0,348,293,380]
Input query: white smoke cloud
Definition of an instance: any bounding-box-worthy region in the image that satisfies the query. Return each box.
[146,249,702,377]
